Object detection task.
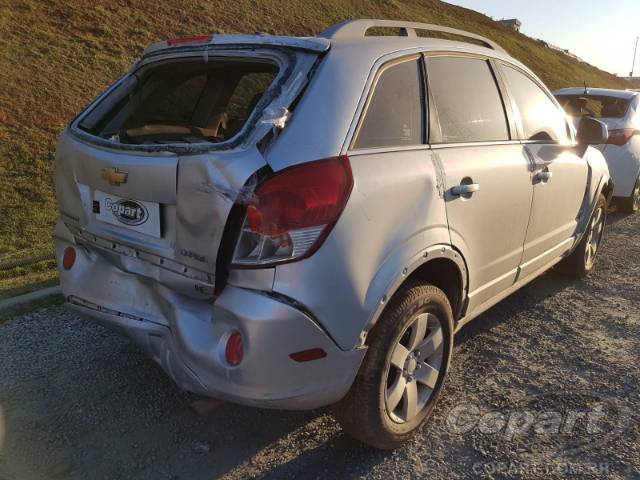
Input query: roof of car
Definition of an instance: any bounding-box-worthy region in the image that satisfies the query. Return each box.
[144,33,511,58]
[554,87,638,99]
[143,19,524,70]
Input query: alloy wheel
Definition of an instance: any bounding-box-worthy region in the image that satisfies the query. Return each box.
[384,312,444,423]
[584,206,605,270]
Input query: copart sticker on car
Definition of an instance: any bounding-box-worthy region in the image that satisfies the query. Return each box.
[93,190,161,238]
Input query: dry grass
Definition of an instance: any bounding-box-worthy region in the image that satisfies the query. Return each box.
[0,0,630,295]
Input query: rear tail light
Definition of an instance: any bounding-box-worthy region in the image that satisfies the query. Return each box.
[232,156,353,267]
[607,128,636,146]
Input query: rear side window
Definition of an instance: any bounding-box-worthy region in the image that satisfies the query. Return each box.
[427,56,509,143]
[353,58,424,149]
[501,65,569,142]
[78,59,278,145]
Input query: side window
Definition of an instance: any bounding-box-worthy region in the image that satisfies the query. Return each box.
[353,58,424,149]
[427,56,509,143]
[501,65,569,143]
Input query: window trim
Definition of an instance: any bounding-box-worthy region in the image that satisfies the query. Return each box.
[424,51,515,145]
[349,54,427,151]
[348,144,431,157]
[429,139,524,151]
[496,60,576,145]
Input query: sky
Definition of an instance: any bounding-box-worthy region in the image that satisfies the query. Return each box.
[445,0,640,77]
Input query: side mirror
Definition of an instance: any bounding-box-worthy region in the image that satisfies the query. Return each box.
[576,117,608,145]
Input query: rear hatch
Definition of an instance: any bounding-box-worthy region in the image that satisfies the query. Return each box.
[55,37,327,299]
[556,93,634,153]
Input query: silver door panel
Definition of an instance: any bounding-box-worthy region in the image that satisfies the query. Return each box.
[520,144,588,274]
[437,144,533,312]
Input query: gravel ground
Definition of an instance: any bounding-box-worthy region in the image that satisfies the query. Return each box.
[1,211,639,480]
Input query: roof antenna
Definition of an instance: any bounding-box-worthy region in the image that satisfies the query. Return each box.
[583,81,588,95]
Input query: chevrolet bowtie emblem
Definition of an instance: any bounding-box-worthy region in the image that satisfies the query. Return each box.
[101,167,128,186]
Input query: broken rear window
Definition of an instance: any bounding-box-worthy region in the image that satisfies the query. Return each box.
[78,58,279,145]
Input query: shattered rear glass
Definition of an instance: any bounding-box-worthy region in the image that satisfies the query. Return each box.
[78,58,278,145]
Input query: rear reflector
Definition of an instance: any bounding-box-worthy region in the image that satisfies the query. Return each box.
[62,247,76,270]
[289,348,327,362]
[607,128,635,146]
[225,332,244,366]
[167,35,211,46]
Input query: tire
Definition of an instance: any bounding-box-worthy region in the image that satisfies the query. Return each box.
[333,283,454,449]
[617,177,640,213]
[558,194,607,278]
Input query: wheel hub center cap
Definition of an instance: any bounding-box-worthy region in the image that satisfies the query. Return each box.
[405,356,417,375]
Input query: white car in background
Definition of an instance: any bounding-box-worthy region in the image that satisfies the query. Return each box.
[555,88,640,212]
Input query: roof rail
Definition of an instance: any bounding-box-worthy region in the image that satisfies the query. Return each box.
[319,19,505,53]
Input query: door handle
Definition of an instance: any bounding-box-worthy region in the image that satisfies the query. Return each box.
[535,171,553,183]
[451,183,480,196]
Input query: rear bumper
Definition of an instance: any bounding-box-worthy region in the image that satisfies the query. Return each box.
[55,222,365,410]
[599,145,640,197]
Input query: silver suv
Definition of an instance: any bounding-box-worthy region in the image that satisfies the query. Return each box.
[54,19,612,448]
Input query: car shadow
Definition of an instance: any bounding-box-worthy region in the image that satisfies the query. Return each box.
[249,432,393,480]
[454,270,572,345]
[0,303,403,480]
[455,212,621,344]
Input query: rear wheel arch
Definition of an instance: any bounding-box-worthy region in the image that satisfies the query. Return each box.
[363,246,468,345]
[405,256,466,321]
[602,177,614,205]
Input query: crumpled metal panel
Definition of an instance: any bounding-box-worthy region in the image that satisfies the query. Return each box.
[55,46,320,300]
[57,231,365,409]
[54,133,84,224]
[54,137,266,299]
[175,147,266,273]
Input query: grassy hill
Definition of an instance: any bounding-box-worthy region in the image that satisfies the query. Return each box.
[0,0,631,296]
